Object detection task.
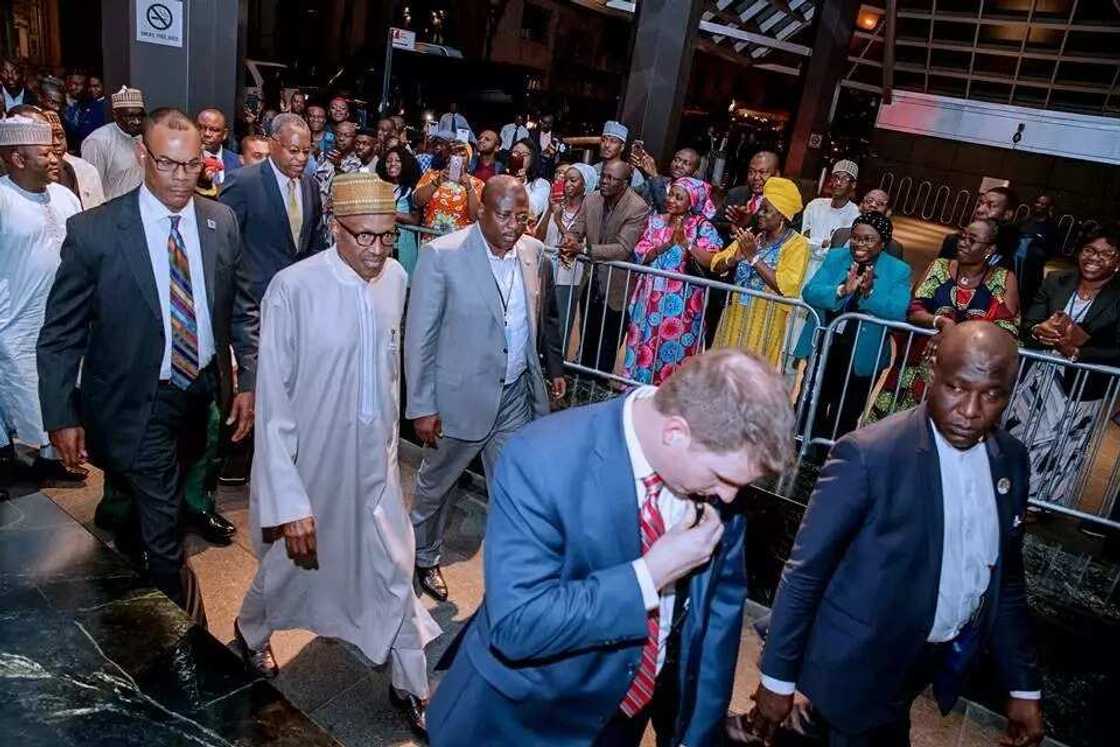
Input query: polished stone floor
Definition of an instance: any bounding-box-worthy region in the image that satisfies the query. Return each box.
[12,439,1080,746]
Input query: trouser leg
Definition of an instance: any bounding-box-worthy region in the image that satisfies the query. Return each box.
[120,376,211,621]
[237,565,272,650]
[479,374,535,480]
[389,645,431,700]
[182,402,221,514]
[411,435,486,568]
[581,293,624,374]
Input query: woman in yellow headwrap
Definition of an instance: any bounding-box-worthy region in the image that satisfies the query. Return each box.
[710,177,809,367]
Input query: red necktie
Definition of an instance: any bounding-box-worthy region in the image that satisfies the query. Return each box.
[620,473,666,717]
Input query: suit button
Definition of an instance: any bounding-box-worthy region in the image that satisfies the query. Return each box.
[502,348,508,354]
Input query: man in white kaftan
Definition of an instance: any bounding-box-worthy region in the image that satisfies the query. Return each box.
[0,115,84,482]
[80,86,145,200]
[234,172,439,734]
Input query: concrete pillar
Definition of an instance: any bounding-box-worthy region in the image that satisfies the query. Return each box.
[784,0,861,180]
[619,0,704,166]
[101,0,242,124]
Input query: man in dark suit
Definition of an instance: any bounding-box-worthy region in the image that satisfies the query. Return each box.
[749,321,1045,747]
[219,112,325,304]
[38,108,258,622]
[196,108,240,189]
[559,160,649,376]
[428,349,795,746]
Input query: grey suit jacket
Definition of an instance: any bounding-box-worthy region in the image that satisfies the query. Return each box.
[583,188,650,311]
[37,189,259,473]
[404,224,554,441]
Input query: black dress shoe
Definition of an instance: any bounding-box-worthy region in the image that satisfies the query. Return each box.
[184,509,236,546]
[33,457,88,486]
[233,618,279,679]
[416,564,448,602]
[387,685,427,739]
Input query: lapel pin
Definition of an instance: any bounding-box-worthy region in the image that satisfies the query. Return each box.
[206,219,217,230]
[997,477,1011,495]
[1012,515,1023,528]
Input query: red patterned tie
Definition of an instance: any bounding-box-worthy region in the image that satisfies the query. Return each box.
[620,473,666,717]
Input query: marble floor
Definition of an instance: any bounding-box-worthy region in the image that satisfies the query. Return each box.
[23,440,1077,747]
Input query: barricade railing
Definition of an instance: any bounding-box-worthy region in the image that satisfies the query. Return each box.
[548,253,824,429]
[801,312,1120,529]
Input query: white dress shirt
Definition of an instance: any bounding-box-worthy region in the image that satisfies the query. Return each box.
[500,123,531,152]
[137,185,216,380]
[625,387,692,673]
[268,156,304,219]
[486,244,530,384]
[760,420,1040,700]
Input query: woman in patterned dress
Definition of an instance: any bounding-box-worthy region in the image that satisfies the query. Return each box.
[868,218,1020,422]
[622,177,723,385]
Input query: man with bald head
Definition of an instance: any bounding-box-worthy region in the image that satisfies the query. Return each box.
[560,159,650,374]
[220,112,326,304]
[829,189,906,259]
[405,174,565,602]
[717,150,781,237]
[749,320,1044,747]
[630,146,701,213]
[196,108,240,188]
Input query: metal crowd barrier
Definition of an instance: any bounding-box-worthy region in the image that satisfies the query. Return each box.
[398,223,1119,529]
[550,254,823,429]
[876,170,1085,255]
[801,312,1120,529]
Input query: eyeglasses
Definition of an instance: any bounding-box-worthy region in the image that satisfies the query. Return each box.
[492,210,531,226]
[336,220,398,248]
[1081,245,1119,262]
[850,233,881,246]
[143,142,202,174]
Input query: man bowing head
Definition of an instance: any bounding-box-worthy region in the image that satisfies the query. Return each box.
[234,172,440,737]
[428,349,795,747]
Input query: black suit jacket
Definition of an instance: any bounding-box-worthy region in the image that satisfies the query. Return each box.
[760,404,1040,734]
[219,158,326,302]
[1021,270,1120,400]
[37,189,259,473]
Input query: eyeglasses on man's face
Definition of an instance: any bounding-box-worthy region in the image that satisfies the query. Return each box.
[336,220,398,248]
[143,142,203,174]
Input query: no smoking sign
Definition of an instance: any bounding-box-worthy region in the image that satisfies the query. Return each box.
[137,0,184,48]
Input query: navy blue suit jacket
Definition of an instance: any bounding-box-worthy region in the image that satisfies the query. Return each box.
[219,147,241,178]
[427,397,748,747]
[760,404,1041,734]
[218,158,325,303]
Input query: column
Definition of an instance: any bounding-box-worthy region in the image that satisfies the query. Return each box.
[784,0,861,180]
[101,0,242,123]
[619,0,704,166]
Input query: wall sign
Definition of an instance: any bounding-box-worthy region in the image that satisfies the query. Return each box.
[137,0,184,48]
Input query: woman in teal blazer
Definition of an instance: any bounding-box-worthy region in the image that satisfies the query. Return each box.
[795,212,911,439]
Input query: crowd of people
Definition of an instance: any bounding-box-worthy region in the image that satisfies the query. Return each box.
[3,51,1119,747]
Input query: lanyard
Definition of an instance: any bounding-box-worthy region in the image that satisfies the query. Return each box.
[492,261,517,324]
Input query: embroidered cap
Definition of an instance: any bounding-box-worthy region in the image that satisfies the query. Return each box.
[0,115,53,147]
[601,120,629,142]
[111,85,145,110]
[832,159,859,180]
[332,172,397,217]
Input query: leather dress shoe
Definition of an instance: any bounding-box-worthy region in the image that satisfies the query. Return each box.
[33,457,88,486]
[416,564,448,602]
[184,509,236,546]
[388,685,427,739]
[233,618,279,678]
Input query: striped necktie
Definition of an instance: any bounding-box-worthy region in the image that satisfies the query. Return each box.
[620,473,667,717]
[167,215,199,389]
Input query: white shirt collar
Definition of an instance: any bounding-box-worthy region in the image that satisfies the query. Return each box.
[930,419,986,459]
[268,156,298,187]
[138,183,196,223]
[623,386,659,480]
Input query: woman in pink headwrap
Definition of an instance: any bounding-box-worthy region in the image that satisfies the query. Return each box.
[623,177,724,384]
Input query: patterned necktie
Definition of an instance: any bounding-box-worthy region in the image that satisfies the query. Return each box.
[167,216,199,389]
[620,473,667,717]
[286,178,302,246]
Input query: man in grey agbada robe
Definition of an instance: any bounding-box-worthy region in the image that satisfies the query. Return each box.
[234,172,440,736]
